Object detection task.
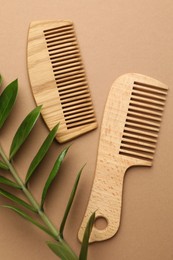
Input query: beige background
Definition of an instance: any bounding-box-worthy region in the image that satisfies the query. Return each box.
[0,0,173,259]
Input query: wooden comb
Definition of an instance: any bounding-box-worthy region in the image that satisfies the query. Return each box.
[27,20,97,143]
[78,73,168,243]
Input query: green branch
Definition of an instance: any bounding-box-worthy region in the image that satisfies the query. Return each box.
[0,144,78,260]
[0,76,95,259]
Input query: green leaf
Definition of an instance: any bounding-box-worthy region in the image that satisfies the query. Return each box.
[9,106,42,160]
[41,146,70,210]
[25,124,59,185]
[47,241,78,260]
[0,176,21,189]
[60,165,84,236]
[0,75,2,87]
[0,160,9,170]
[0,188,36,212]
[0,79,18,129]
[3,205,55,238]
[79,212,96,260]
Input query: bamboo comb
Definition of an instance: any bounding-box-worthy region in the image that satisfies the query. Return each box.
[78,73,168,243]
[27,20,97,143]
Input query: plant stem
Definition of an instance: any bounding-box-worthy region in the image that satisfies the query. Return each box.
[0,144,78,260]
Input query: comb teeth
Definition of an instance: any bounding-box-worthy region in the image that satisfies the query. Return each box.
[119,81,168,161]
[43,23,96,129]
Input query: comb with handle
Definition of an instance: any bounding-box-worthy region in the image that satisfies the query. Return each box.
[27,20,97,143]
[78,73,168,243]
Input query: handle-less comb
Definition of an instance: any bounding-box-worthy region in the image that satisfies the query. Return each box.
[78,73,168,242]
[27,20,97,143]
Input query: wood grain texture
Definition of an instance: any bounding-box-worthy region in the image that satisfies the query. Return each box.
[27,20,97,143]
[78,73,168,243]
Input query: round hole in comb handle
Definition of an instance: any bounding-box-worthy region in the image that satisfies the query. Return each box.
[78,73,168,243]
[94,216,108,230]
